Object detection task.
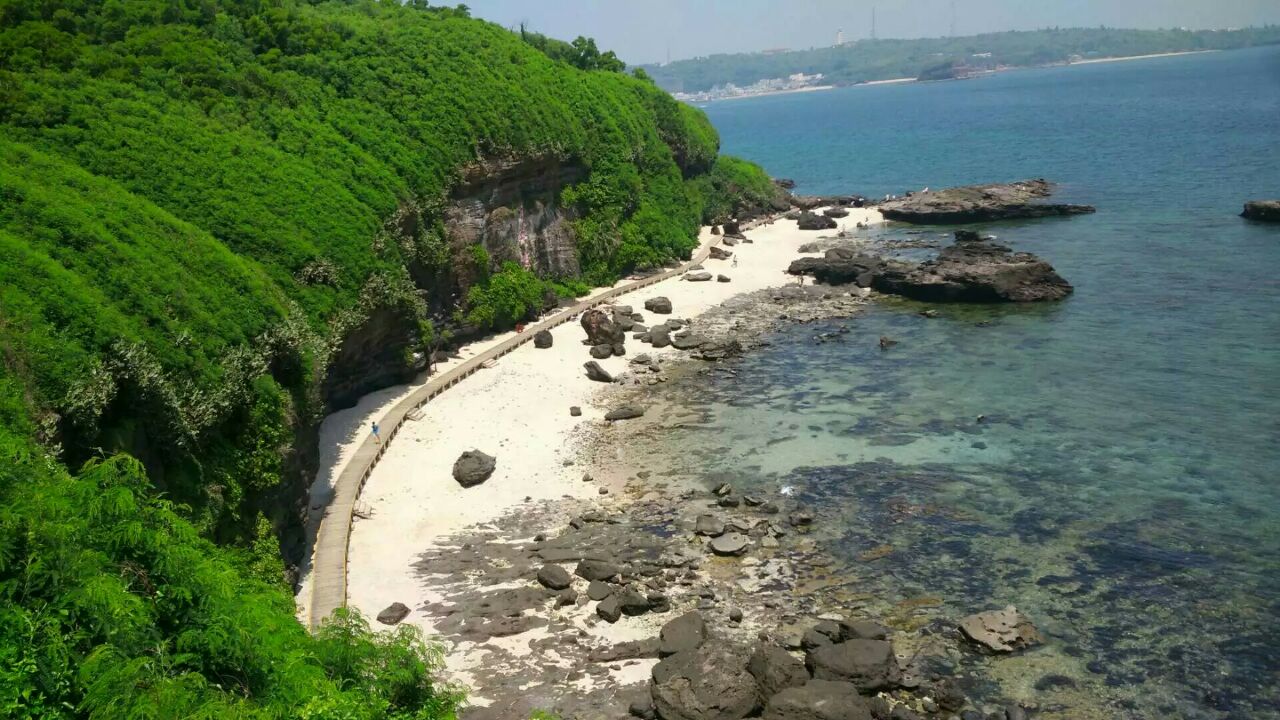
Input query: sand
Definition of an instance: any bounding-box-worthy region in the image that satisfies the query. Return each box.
[298,206,883,696]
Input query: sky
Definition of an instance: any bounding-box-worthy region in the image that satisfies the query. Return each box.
[462,0,1280,65]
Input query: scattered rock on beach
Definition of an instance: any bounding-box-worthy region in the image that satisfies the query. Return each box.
[685,271,714,282]
[806,639,899,692]
[376,602,411,626]
[575,559,621,582]
[717,274,731,283]
[581,308,625,347]
[651,643,759,720]
[671,332,708,350]
[452,450,497,488]
[649,325,672,348]
[570,406,582,416]
[695,514,727,537]
[532,329,553,348]
[605,405,646,421]
[748,643,809,699]
[1242,200,1280,222]
[646,296,674,314]
[763,680,872,720]
[876,232,1073,302]
[709,246,733,260]
[797,211,838,231]
[597,595,623,623]
[823,207,850,219]
[958,606,1043,653]
[587,580,614,601]
[660,612,708,657]
[878,179,1096,224]
[583,361,613,383]
[709,532,750,557]
[590,343,614,359]
[536,564,573,590]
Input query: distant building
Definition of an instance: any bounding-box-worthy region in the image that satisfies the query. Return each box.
[836,29,845,46]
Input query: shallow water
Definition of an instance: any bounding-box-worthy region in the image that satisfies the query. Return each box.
[664,48,1280,718]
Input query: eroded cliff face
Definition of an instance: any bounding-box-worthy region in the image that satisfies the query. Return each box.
[444,155,586,279]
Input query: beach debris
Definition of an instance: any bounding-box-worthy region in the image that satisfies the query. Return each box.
[533,329,553,348]
[452,450,496,488]
[958,606,1043,653]
[405,408,424,421]
[645,296,673,314]
[536,564,573,590]
[583,361,613,383]
[684,271,713,282]
[806,639,899,692]
[604,405,645,421]
[479,358,497,369]
[659,611,707,657]
[375,602,411,626]
[694,514,726,537]
[709,532,750,556]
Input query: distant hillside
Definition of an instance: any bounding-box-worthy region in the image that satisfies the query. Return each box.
[642,26,1280,93]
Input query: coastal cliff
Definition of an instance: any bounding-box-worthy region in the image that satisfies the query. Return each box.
[0,1,780,716]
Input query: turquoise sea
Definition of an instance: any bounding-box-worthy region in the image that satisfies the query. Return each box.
[678,48,1280,718]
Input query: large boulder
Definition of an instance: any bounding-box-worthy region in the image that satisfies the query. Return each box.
[958,606,1042,653]
[590,344,615,359]
[452,450,496,488]
[805,640,898,693]
[878,179,1095,224]
[1242,200,1280,222]
[874,233,1072,302]
[533,329,553,348]
[584,361,614,382]
[649,325,673,348]
[536,564,572,590]
[646,296,674,314]
[797,212,837,231]
[823,207,850,219]
[709,246,733,260]
[660,611,708,657]
[581,308,626,346]
[762,680,873,720]
[376,602,411,626]
[685,271,714,282]
[651,643,760,720]
[747,644,810,700]
[575,558,621,581]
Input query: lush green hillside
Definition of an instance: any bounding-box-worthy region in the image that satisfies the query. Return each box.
[643,26,1280,92]
[0,0,782,716]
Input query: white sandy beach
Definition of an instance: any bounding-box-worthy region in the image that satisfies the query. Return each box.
[297,206,883,698]
[1068,49,1217,65]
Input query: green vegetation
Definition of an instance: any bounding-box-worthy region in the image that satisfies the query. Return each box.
[642,26,1280,92]
[690,156,790,224]
[0,0,778,716]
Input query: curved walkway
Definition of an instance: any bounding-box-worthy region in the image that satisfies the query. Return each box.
[306,236,724,630]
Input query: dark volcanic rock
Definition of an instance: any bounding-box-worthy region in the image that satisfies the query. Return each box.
[606,405,646,421]
[581,308,625,346]
[536,564,572,590]
[598,595,623,623]
[671,333,708,350]
[805,640,899,693]
[695,514,727,537]
[878,179,1095,224]
[685,271,714,282]
[576,558,621,581]
[874,233,1072,302]
[1242,200,1280,222]
[533,329,553,348]
[619,588,651,617]
[824,207,850,218]
[584,361,614,382]
[660,611,708,657]
[650,325,673,348]
[709,245,733,260]
[590,343,615,359]
[763,680,873,720]
[651,643,760,720]
[787,248,899,287]
[709,533,750,557]
[797,212,838,231]
[747,643,810,699]
[646,296,674,314]
[587,580,615,601]
[452,450,497,488]
[376,602,411,625]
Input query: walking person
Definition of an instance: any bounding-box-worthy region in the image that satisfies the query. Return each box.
[371,421,381,445]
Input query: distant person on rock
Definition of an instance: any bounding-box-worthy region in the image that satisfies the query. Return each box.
[732,255,739,268]
[371,421,381,444]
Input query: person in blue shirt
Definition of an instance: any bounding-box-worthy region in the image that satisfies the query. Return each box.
[371,421,381,444]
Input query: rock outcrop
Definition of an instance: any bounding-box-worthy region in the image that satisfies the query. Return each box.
[651,643,760,720]
[878,179,1095,224]
[1242,200,1280,222]
[958,606,1042,653]
[762,680,872,720]
[581,308,625,348]
[787,249,898,287]
[805,639,898,693]
[875,232,1073,302]
[796,212,837,231]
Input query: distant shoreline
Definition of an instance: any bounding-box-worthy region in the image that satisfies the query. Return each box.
[693,84,835,103]
[1065,49,1218,65]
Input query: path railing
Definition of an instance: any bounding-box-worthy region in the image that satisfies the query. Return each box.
[306,236,724,630]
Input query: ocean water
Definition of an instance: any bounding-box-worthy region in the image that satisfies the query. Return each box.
[672,48,1280,718]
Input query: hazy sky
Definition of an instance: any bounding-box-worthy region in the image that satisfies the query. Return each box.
[463,0,1280,65]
